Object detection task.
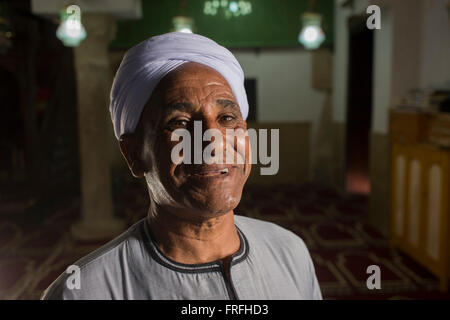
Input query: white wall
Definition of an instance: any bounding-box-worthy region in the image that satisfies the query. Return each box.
[333,0,450,134]
[231,49,328,179]
[372,8,392,134]
[390,0,424,99]
[231,49,326,123]
[332,4,351,123]
[420,0,450,90]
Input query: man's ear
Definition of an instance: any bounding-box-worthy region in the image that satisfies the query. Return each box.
[119,134,146,178]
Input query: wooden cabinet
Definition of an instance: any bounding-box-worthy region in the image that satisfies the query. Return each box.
[391,143,449,291]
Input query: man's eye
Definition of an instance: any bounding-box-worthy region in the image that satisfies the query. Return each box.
[220,115,235,123]
[168,119,189,129]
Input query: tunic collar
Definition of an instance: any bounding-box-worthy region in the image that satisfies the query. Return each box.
[143,218,249,273]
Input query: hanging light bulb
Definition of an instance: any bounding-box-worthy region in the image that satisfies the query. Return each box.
[172,16,195,33]
[203,0,252,19]
[172,0,195,33]
[56,5,87,47]
[298,12,325,50]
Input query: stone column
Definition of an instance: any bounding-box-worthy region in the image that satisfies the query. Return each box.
[71,13,125,241]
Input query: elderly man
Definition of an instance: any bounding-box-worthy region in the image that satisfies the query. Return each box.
[42,32,322,300]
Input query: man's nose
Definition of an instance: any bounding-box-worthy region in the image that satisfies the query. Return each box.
[189,117,226,163]
[201,117,223,149]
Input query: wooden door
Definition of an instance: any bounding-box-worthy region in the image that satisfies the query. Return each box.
[391,144,407,244]
[421,148,449,290]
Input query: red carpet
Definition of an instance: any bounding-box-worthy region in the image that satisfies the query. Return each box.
[0,181,449,300]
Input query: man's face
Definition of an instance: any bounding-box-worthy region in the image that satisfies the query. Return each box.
[127,62,251,220]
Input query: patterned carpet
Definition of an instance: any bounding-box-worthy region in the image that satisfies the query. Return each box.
[1,180,449,300]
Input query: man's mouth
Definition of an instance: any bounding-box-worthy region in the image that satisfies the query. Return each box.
[187,165,235,178]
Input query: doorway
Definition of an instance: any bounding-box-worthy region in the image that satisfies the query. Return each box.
[345,17,374,195]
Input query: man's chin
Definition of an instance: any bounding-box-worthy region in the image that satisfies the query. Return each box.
[184,191,242,217]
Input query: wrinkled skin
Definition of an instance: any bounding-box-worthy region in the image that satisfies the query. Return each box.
[119,62,251,264]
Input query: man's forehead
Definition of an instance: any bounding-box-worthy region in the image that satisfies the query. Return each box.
[157,65,236,104]
[138,62,238,126]
[160,63,231,91]
[161,83,236,102]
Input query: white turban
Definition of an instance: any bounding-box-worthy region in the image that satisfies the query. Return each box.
[109,32,249,140]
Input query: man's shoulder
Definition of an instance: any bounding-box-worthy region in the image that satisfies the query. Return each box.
[41,219,147,300]
[235,215,322,300]
[234,215,308,251]
[71,218,145,269]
